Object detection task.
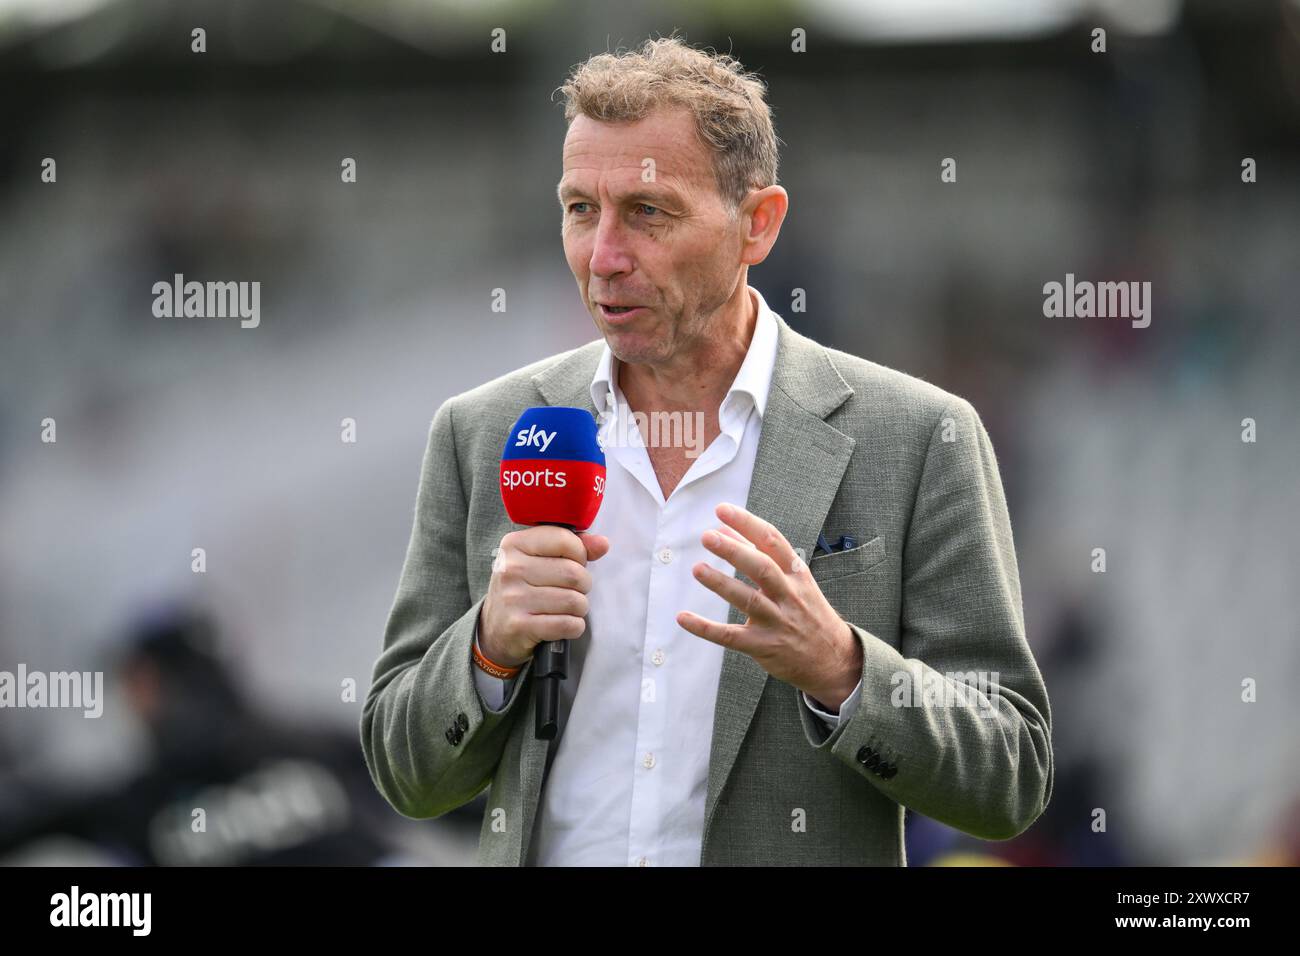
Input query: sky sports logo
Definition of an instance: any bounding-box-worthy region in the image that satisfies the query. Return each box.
[504,425,568,487]
[499,465,605,497]
[513,424,557,453]
[501,413,604,500]
[501,467,570,489]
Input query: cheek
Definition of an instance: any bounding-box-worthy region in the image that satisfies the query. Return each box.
[562,235,590,274]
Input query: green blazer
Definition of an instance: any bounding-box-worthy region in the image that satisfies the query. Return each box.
[361,315,1053,865]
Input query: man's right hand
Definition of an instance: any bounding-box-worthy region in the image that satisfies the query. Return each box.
[478,526,611,669]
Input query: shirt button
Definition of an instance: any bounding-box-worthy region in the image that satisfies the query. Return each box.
[657,547,673,564]
[637,857,649,867]
[642,752,656,769]
[652,649,665,666]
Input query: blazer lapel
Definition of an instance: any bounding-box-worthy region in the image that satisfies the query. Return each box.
[532,339,606,417]
[701,315,856,844]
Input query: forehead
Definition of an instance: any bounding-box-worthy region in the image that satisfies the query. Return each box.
[559,107,715,197]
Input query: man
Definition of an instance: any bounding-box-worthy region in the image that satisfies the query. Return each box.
[361,36,1052,866]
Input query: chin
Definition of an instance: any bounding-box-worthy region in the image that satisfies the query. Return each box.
[604,330,669,366]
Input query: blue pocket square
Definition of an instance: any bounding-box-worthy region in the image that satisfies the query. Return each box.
[814,532,858,557]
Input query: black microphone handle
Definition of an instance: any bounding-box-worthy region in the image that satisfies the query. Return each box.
[533,639,565,740]
[533,522,579,740]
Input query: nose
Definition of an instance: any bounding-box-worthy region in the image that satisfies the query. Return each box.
[588,208,634,281]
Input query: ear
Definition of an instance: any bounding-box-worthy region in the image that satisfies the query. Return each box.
[738,185,789,267]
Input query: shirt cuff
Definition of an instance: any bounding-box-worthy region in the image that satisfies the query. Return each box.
[802,678,863,728]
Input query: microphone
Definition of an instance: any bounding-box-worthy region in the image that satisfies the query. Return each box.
[499,406,606,739]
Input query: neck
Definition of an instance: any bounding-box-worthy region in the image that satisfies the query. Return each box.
[619,284,757,415]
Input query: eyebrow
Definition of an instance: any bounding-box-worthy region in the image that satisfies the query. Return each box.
[556,182,680,207]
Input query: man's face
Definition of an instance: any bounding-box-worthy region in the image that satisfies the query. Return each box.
[558,106,744,366]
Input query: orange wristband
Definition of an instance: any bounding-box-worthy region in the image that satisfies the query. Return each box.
[473,638,523,679]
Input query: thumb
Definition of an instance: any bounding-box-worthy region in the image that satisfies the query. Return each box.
[579,533,611,562]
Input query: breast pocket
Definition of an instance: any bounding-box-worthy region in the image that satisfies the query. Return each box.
[808,535,887,583]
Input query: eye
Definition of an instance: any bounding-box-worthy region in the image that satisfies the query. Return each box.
[636,203,662,217]
[567,202,591,215]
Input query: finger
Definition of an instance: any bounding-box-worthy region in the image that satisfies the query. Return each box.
[579,532,610,562]
[514,525,587,563]
[521,585,589,617]
[525,614,588,642]
[714,523,804,570]
[715,502,799,573]
[675,610,752,652]
[691,561,778,622]
[514,555,593,593]
[711,523,752,548]
[701,527,791,603]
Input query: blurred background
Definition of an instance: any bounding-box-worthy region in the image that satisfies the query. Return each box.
[1,0,1298,866]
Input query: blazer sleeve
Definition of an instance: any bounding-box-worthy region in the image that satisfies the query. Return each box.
[360,397,532,819]
[798,396,1054,841]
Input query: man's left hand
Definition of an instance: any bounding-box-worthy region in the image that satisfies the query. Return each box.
[676,502,863,712]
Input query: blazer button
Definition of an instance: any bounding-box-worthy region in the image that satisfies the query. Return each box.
[881,764,897,779]
[864,753,880,771]
[457,712,469,731]
[856,746,872,765]
[445,727,458,745]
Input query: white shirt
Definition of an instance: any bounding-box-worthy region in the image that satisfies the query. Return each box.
[473,286,862,865]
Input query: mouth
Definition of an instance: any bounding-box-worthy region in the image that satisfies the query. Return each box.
[597,302,648,321]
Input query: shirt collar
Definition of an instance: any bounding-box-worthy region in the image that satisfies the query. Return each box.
[589,285,780,423]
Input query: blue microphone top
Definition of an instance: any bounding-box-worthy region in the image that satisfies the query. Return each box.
[501,406,605,465]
